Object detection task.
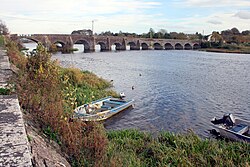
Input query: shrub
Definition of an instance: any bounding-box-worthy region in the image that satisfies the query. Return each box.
[6,40,27,70]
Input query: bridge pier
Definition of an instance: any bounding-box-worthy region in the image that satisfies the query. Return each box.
[62,36,74,53]
[115,39,126,51]
[41,36,52,51]
[85,37,95,53]
[130,40,140,50]
[115,45,126,51]
[101,37,111,52]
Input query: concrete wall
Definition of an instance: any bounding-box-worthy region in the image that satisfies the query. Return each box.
[0,49,32,166]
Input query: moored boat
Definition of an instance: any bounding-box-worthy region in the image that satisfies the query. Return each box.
[211,114,250,142]
[73,96,134,121]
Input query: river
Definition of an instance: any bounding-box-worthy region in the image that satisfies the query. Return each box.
[24,43,250,137]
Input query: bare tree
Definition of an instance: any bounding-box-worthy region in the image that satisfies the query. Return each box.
[0,20,9,35]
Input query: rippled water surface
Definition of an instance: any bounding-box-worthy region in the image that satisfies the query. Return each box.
[26,43,250,137]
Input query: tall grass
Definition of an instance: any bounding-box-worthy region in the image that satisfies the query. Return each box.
[107,130,250,167]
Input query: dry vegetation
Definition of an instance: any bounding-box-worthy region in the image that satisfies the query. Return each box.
[7,40,115,166]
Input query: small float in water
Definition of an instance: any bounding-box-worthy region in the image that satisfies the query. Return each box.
[119,92,126,99]
[73,96,134,121]
[211,114,250,142]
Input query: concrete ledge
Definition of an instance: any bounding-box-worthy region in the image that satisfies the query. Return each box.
[0,56,11,70]
[0,49,32,166]
[0,49,12,89]
[0,95,32,166]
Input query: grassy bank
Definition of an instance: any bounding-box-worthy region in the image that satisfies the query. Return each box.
[200,48,250,54]
[107,130,250,166]
[0,35,4,47]
[6,39,250,166]
[200,43,250,54]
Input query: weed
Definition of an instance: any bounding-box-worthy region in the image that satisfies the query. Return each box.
[0,87,10,95]
[27,135,32,142]
[43,126,61,145]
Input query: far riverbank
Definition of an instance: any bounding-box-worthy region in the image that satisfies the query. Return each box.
[200,48,250,54]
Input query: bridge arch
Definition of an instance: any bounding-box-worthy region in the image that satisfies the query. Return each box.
[175,43,183,50]
[18,37,39,52]
[111,42,125,51]
[153,43,163,50]
[184,43,192,50]
[193,43,200,50]
[51,41,66,52]
[74,39,90,52]
[141,43,148,50]
[53,40,66,47]
[127,41,136,46]
[165,43,174,50]
[127,41,139,50]
[96,41,108,51]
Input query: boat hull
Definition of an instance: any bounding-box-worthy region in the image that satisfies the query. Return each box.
[73,96,134,122]
[212,117,250,143]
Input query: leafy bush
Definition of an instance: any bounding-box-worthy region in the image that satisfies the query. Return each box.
[6,40,27,70]
[222,44,240,50]
[200,41,211,48]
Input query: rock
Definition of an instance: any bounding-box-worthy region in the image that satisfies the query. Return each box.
[25,123,71,167]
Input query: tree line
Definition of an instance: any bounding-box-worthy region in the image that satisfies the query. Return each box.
[98,28,203,40]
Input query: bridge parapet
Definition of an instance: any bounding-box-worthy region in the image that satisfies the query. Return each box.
[12,34,201,53]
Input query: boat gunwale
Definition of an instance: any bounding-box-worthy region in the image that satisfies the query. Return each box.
[73,97,134,121]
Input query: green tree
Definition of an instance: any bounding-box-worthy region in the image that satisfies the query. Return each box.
[149,28,155,38]
[242,30,250,36]
[231,27,240,35]
[0,20,9,35]
[169,32,178,39]
[176,32,188,39]
[159,29,167,34]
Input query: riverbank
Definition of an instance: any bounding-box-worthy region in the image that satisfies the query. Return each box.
[199,43,250,54]
[200,48,250,54]
[5,38,250,166]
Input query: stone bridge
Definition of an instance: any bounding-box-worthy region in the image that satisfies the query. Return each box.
[11,34,200,53]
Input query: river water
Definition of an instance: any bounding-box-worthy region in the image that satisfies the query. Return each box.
[25,43,250,137]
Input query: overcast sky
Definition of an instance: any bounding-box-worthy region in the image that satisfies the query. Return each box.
[0,0,250,35]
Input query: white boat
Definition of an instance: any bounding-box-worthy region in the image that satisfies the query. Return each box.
[211,114,250,142]
[73,96,134,121]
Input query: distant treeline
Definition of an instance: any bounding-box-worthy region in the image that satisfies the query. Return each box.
[71,28,203,40]
[72,27,250,44]
[98,28,203,40]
